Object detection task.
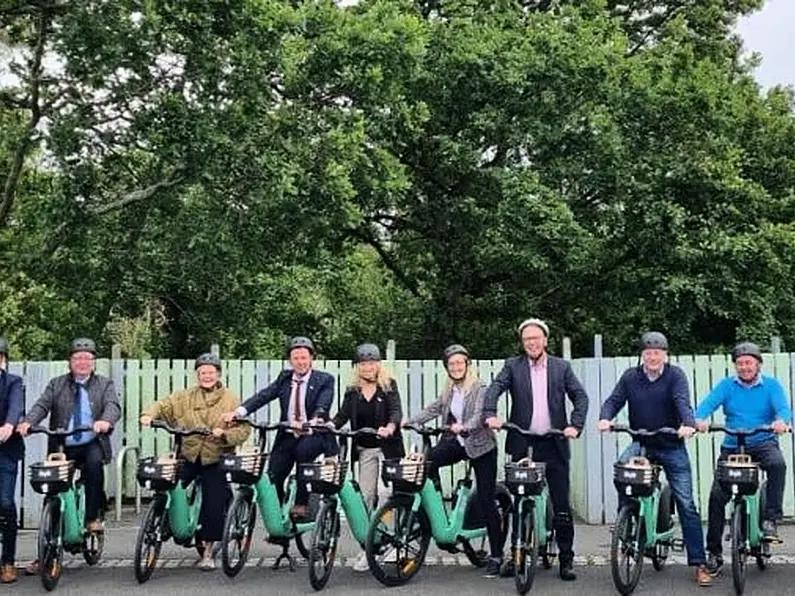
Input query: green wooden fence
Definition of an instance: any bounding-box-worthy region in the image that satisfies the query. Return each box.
[8,353,795,527]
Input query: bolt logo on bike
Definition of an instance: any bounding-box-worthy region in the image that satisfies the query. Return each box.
[218,419,315,577]
[607,425,683,596]
[133,421,214,583]
[364,424,512,587]
[27,426,104,592]
[500,422,559,594]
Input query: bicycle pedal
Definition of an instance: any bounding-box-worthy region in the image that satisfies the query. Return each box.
[763,536,783,544]
[671,539,685,552]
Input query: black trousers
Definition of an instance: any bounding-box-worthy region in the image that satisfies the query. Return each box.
[64,440,105,523]
[180,459,232,543]
[267,433,328,506]
[429,437,504,558]
[507,437,574,565]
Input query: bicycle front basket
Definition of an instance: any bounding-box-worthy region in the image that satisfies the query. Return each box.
[299,459,347,495]
[137,455,182,491]
[504,459,546,496]
[30,454,75,495]
[382,453,427,493]
[716,454,760,496]
[221,448,267,485]
[613,457,660,498]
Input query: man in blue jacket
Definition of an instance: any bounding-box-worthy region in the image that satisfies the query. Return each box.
[695,341,792,576]
[0,338,24,584]
[598,331,712,587]
[223,336,335,521]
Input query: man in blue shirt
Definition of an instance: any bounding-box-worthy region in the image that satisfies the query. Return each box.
[695,341,791,576]
[599,332,711,587]
[0,338,24,584]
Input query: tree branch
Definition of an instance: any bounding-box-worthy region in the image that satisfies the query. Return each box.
[346,225,424,298]
[0,7,48,228]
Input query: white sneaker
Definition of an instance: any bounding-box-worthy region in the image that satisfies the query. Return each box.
[198,556,215,571]
[353,552,369,572]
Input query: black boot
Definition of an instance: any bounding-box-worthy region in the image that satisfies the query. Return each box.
[559,559,576,581]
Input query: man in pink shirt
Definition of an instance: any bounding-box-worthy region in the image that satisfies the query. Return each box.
[484,318,589,581]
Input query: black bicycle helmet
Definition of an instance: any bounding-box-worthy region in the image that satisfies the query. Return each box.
[287,336,315,356]
[354,343,381,363]
[194,352,222,370]
[0,337,8,356]
[639,331,668,351]
[731,342,763,363]
[443,344,470,364]
[70,338,97,355]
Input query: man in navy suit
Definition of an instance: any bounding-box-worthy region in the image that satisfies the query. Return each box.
[483,318,589,581]
[223,336,335,520]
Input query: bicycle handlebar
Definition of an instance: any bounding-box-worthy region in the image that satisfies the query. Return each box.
[149,420,212,436]
[500,421,566,438]
[28,426,94,438]
[608,424,679,437]
[706,424,790,437]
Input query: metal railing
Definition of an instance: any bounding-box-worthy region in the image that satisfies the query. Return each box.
[115,446,141,521]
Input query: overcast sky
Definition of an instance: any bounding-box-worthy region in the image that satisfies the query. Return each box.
[737,0,793,89]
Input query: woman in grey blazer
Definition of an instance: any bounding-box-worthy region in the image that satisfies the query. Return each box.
[406,344,503,578]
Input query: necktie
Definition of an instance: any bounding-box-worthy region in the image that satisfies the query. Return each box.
[73,383,83,443]
[292,378,304,424]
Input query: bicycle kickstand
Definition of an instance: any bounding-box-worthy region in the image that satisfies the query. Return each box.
[272,541,296,572]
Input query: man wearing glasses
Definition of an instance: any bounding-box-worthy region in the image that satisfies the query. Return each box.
[17,338,120,574]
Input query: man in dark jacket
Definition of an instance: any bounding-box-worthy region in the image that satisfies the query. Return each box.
[0,338,23,584]
[483,318,589,581]
[18,338,121,566]
[223,336,335,521]
[598,331,711,587]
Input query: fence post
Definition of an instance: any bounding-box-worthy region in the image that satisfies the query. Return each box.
[771,336,782,353]
[593,334,603,358]
[562,336,572,360]
[386,339,396,362]
[210,344,220,356]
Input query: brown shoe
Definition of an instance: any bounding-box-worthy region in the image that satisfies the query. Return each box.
[290,504,309,521]
[696,565,713,587]
[24,559,38,576]
[86,519,105,534]
[0,565,17,584]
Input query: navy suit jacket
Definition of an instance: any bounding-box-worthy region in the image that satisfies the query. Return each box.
[241,368,334,445]
[483,354,589,460]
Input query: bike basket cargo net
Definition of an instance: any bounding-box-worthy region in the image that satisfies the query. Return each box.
[299,458,347,495]
[221,447,267,485]
[382,453,427,492]
[29,454,75,495]
[613,457,660,497]
[504,458,547,496]
[716,454,760,496]
[136,455,182,491]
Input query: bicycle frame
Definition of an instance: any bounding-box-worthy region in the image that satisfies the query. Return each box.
[234,419,314,538]
[402,425,485,545]
[512,488,550,548]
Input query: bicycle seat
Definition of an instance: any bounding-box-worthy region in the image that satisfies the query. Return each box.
[44,453,73,466]
[512,457,543,468]
[623,456,655,469]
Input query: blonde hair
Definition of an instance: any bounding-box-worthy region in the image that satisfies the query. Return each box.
[348,361,395,392]
[443,365,479,395]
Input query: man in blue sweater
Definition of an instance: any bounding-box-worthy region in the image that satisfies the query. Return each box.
[0,338,24,584]
[695,341,791,576]
[598,332,711,587]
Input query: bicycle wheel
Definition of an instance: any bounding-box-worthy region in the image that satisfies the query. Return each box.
[365,498,431,587]
[134,494,167,583]
[540,493,556,570]
[220,491,257,577]
[83,504,105,566]
[514,503,539,595]
[757,480,768,571]
[610,505,644,595]
[38,498,64,592]
[652,485,673,571]
[731,503,748,595]
[308,499,340,591]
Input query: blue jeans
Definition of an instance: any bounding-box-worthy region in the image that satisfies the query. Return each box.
[0,452,19,565]
[619,442,706,566]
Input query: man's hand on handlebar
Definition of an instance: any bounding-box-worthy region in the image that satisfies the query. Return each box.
[677,425,696,439]
[597,419,611,432]
[16,421,31,436]
[485,416,502,430]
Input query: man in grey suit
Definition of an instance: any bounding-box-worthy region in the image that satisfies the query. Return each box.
[18,338,120,575]
[484,318,589,581]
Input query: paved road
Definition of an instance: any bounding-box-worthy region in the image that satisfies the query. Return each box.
[5,562,795,595]
[7,510,795,594]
